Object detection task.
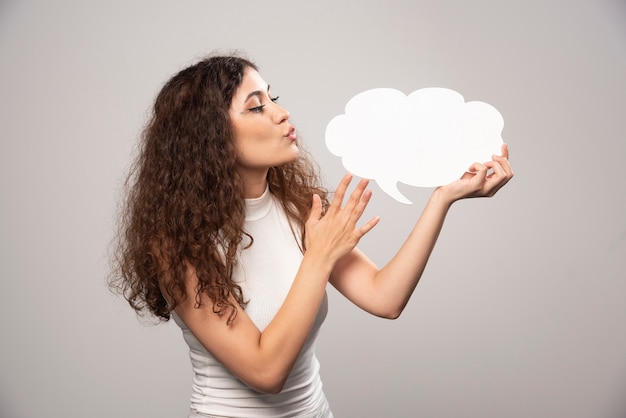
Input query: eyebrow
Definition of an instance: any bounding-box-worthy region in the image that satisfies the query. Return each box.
[243,84,271,104]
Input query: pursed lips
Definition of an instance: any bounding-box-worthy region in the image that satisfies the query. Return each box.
[285,126,297,141]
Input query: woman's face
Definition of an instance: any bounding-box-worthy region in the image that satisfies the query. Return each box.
[229,67,299,179]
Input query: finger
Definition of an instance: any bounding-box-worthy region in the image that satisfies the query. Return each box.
[483,161,503,185]
[482,161,511,196]
[500,143,509,160]
[467,162,489,191]
[328,174,353,212]
[307,194,323,223]
[482,160,500,177]
[347,187,374,224]
[489,148,514,180]
[492,144,514,177]
[357,215,381,237]
[497,155,514,178]
[344,178,370,212]
[468,162,488,178]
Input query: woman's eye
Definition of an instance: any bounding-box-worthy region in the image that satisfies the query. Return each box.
[248,104,265,113]
[247,96,279,113]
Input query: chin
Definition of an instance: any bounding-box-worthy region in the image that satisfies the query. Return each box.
[272,144,300,166]
[286,145,300,161]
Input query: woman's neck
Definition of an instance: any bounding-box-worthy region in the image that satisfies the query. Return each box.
[239,168,269,199]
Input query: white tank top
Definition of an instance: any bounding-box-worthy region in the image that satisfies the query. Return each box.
[172,188,331,417]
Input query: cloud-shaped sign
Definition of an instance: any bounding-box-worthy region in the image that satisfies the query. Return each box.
[325,88,504,204]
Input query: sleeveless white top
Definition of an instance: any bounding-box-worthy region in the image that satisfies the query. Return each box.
[172,188,331,417]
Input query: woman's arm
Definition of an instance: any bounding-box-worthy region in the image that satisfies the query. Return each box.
[165,175,379,394]
[329,145,514,319]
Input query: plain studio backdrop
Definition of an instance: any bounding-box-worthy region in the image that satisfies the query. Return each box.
[1,1,625,417]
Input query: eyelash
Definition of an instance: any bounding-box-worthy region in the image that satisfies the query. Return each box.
[248,96,280,113]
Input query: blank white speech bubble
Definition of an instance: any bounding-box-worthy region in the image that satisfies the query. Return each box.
[325,87,504,204]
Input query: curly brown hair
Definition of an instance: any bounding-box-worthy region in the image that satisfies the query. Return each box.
[109,54,328,325]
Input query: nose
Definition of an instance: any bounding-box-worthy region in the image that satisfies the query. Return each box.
[272,102,290,124]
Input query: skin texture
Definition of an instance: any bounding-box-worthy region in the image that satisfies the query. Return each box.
[163,67,514,394]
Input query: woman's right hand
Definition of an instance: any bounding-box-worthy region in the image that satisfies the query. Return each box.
[304,174,380,265]
[171,178,379,395]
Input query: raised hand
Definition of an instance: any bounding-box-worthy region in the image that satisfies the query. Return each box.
[304,174,380,265]
[439,143,514,202]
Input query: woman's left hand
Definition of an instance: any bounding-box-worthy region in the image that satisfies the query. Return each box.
[438,143,514,203]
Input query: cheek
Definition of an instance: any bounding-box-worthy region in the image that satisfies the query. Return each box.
[233,137,268,166]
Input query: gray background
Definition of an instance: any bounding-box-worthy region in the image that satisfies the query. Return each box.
[1,0,625,417]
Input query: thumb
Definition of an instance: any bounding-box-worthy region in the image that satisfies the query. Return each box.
[307,194,323,224]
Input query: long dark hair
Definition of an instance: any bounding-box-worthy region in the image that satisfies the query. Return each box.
[109,54,328,324]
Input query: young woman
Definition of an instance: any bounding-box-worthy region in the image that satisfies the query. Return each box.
[110,54,513,418]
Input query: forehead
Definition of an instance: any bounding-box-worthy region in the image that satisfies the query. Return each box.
[235,68,268,97]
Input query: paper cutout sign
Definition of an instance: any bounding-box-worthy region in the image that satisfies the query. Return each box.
[325,87,504,204]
